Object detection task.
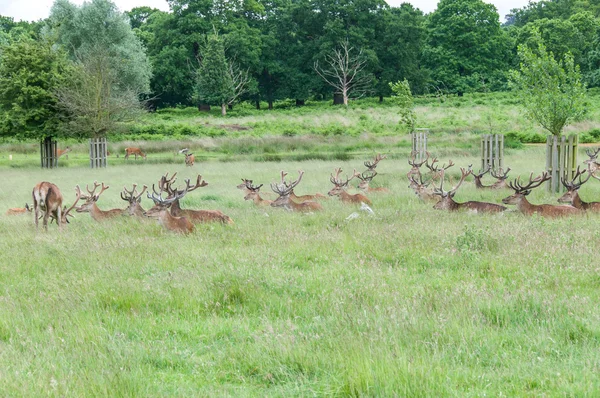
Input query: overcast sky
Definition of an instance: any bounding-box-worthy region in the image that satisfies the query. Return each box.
[1,0,530,23]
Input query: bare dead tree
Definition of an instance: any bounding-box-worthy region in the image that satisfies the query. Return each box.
[226,62,252,109]
[314,39,371,106]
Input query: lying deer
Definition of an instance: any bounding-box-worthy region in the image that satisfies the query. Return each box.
[121,184,148,217]
[433,168,506,213]
[244,182,273,207]
[271,170,323,212]
[32,182,80,229]
[471,166,493,189]
[584,148,600,173]
[425,154,454,182]
[76,182,124,220]
[408,175,438,203]
[160,173,234,224]
[145,185,194,234]
[490,167,511,189]
[557,167,600,211]
[502,172,581,217]
[6,203,32,215]
[185,153,195,167]
[328,168,372,205]
[364,154,387,172]
[407,151,429,181]
[124,147,146,160]
[356,170,389,193]
[280,171,327,202]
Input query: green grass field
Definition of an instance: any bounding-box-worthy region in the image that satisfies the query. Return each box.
[1,142,600,395]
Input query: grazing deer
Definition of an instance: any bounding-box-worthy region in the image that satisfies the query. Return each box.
[185,153,195,167]
[32,182,80,229]
[471,166,493,189]
[502,172,581,217]
[121,184,148,217]
[364,154,387,172]
[408,175,438,203]
[584,148,600,173]
[57,146,71,159]
[328,168,372,205]
[557,167,600,211]
[356,171,390,193]
[160,173,234,224]
[279,171,327,202]
[243,181,273,206]
[145,186,194,234]
[124,147,146,160]
[407,151,429,180]
[270,170,323,212]
[433,168,506,213]
[76,182,124,220]
[490,167,511,189]
[425,154,454,181]
[6,203,32,215]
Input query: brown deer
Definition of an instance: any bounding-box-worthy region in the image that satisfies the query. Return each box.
[6,203,32,215]
[76,182,124,220]
[279,171,327,202]
[270,170,323,212]
[490,167,511,189]
[364,154,387,172]
[584,148,600,173]
[425,155,455,182]
[243,181,273,207]
[185,153,195,167]
[356,170,390,193]
[407,151,429,180]
[328,168,372,205]
[433,168,506,213]
[557,167,600,211]
[502,172,581,217]
[57,146,71,159]
[408,175,438,203]
[121,184,148,217]
[145,186,194,234]
[32,182,80,229]
[124,147,146,160]
[237,179,253,193]
[471,166,493,189]
[160,173,234,224]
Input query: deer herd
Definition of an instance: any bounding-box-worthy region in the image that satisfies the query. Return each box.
[8,149,600,234]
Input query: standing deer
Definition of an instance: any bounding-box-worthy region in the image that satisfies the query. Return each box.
[32,182,80,229]
[433,168,506,213]
[279,171,327,202]
[425,155,455,182]
[408,175,438,203]
[121,184,148,217]
[502,172,581,217]
[6,203,32,215]
[185,153,195,167]
[557,167,600,211]
[145,185,194,234]
[364,154,387,172]
[584,148,600,173]
[243,182,273,206]
[356,171,390,193]
[124,147,146,160]
[407,151,429,180]
[328,168,372,205]
[76,182,124,220]
[270,170,323,212]
[490,167,511,189]
[57,146,71,159]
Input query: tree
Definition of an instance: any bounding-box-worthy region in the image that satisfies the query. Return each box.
[314,39,371,106]
[509,34,587,136]
[389,79,416,133]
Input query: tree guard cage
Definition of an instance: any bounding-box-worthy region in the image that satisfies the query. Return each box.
[480,134,504,171]
[411,129,428,162]
[546,134,578,193]
[89,137,108,168]
[40,137,58,168]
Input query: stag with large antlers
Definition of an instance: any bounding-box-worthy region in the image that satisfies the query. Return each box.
[76,182,124,220]
[502,172,581,217]
[145,185,194,234]
[328,168,372,205]
[557,167,600,211]
[364,154,387,172]
[244,181,273,207]
[271,170,323,212]
[425,154,455,182]
[490,167,511,189]
[121,184,148,217]
[433,168,506,213]
[407,151,429,180]
[585,148,600,173]
[32,182,81,229]
[356,171,389,193]
[408,175,438,203]
[160,173,234,224]
[279,171,327,202]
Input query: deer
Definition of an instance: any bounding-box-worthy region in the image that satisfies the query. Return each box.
[328,168,372,205]
[356,170,390,193]
[490,167,511,189]
[279,171,327,202]
[57,146,71,159]
[124,147,146,160]
[32,182,81,229]
[6,203,32,215]
[433,168,507,213]
[270,170,323,212]
[408,175,438,203]
[76,182,124,220]
[185,153,195,167]
[584,148,600,173]
[557,167,600,211]
[121,184,148,217]
[160,173,234,224]
[145,185,194,234]
[471,166,493,189]
[502,172,582,217]
[364,154,387,172]
[425,154,455,182]
[243,182,273,206]
[407,151,429,181]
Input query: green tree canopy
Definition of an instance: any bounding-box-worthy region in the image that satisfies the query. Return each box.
[194,33,234,115]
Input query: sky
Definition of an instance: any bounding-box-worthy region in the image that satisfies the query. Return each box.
[1,0,530,23]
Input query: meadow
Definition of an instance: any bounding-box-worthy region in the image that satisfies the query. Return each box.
[1,95,600,396]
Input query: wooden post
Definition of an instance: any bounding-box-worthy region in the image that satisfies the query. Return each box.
[89,137,108,168]
[546,134,579,193]
[412,129,429,162]
[480,134,504,171]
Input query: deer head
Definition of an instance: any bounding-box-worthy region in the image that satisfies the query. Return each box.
[328,168,356,196]
[558,166,590,204]
[270,170,304,209]
[433,167,471,209]
[76,181,110,213]
[121,184,148,216]
[356,170,377,190]
[502,172,550,205]
[364,154,386,171]
[243,181,264,201]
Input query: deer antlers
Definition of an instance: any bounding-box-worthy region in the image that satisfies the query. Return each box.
[561,166,590,190]
[508,172,550,195]
[121,184,148,203]
[408,151,429,168]
[434,167,471,198]
[330,168,357,188]
[364,154,387,171]
[272,170,304,196]
[356,170,377,182]
[491,167,511,180]
[159,172,207,197]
